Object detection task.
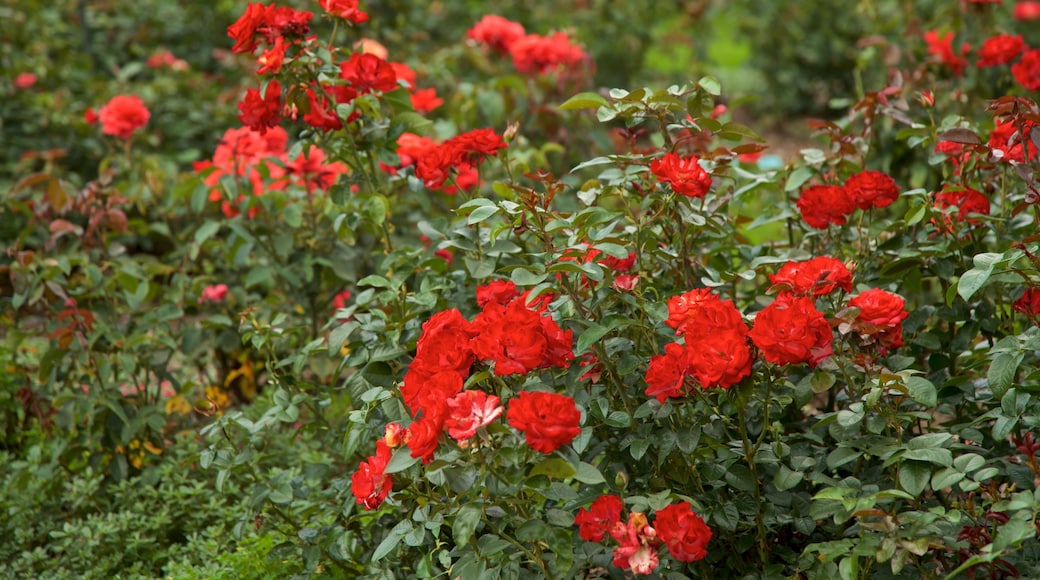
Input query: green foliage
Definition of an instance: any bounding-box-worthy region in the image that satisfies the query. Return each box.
[4,0,1040,578]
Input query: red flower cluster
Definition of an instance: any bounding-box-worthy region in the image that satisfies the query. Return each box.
[146,49,189,71]
[238,80,283,133]
[769,256,853,297]
[318,0,368,24]
[844,170,900,210]
[933,184,990,232]
[350,439,392,509]
[509,32,587,76]
[646,289,752,401]
[194,126,288,218]
[977,34,1026,67]
[412,128,507,193]
[797,169,901,229]
[1013,49,1040,91]
[650,152,713,198]
[749,295,833,367]
[194,126,346,218]
[1013,288,1040,316]
[506,391,581,453]
[339,52,398,94]
[796,185,855,229]
[924,30,970,76]
[989,117,1038,163]
[467,15,526,54]
[847,289,909,350]
[97,94,150,139]
[446,390,503,441]
[1016,1,1040,20]
[466,16,588,77]
[574,496,711,575]
[199,284,229,304]
[227,2,313,55]
[359,283,573,482]
[471,289,573,376]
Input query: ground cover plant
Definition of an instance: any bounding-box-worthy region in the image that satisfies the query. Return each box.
[3,0,1040,578]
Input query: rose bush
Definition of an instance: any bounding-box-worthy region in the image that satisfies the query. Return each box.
[3,0,1040,578]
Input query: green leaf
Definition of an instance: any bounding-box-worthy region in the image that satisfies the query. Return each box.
[905,376,937,407]
[466,205,500,225]
[529,458,576,479]
[510,268,547,287]
[774,464,803,491]
[902,448,952,467]
[574,462,606,485]
[283,203,303,228]
[452,505,482,547]
[785,166,814,191]
[898,461,931,496]
[988,352,1023,399]
[384,449,420,474]
[931,467,965,490]
[826,447,862,470]
[357,275,393,289]
[515,520,549,542]
[558,92,607,111]
[194,221,220,245]
[576,323,611,353]
[373,520,413,561]
[698,76,721,96]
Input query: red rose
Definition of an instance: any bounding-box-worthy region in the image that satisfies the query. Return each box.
[445,390,503,441]
[977,34,1025,67]
[199,284,229,304]
[406,415,444,464]
[1015,1,1040,20]
[391,132,438,170]
[933,185,989,232]
[644,342,691,402]
[849,288,908,330]
[476,279,520,308]
[769,256,853,297]
[472,297,572,376]
[686,329,753,389]
[318,0,368,23]
[410,88,443,113]
[749,294,833,367]
[351,439,393,509]
[1012,49,1040,91]
[796,184,855,229]
[844,170,900,210]
[508,32,586,76]
[415,308,477,376]
[467,15,526,54]
[655,502,712,563]
[445,128,508,165]
[227,3,312,54]
[506,391,582,453]
[665,288,717,333]
[574,494,623,542]
[665,288,746,339]
[339,52,398,93]
[414,143,457,191]
[14,72,37,89]
[1014,288,1040,316]
[924,30,969,76]
[399,361,464,421]
[332,289,352,311]
[97,94,150,139]
[238,80,283,133]
[650,152,713,198]
[989,117,1037,163]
